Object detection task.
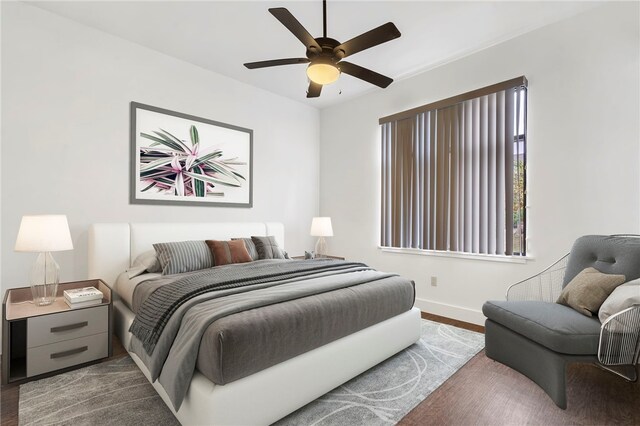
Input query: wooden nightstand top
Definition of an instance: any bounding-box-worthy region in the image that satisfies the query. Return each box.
[4,279,111,321]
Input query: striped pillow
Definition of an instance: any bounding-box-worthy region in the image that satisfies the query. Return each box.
[206,240,253,266]
[153,240,213,275]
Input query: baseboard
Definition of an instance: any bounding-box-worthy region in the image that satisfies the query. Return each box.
[414,298,485,326]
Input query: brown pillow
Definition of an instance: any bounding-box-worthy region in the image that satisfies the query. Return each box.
[556,267,626,316]
[205,239,253,266]
[231,238,259,261]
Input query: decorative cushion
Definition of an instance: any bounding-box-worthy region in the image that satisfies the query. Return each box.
[563,235,640,286]
[206,240,253,266]
[556,267,626,316]
[153,240,213,275]
[127,250,162,278]
[482,300,602,355]
[251,236,285,260]
[231,238,259,261]
[598,278,640,323]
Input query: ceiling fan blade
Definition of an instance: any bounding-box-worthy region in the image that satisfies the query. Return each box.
[307,81,322,98]
[338,61,393,88]
[334,22,401,59]
[269,8,322,53]
[244,58,310,69]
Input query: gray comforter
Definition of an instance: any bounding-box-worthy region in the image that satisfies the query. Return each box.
[128,260,407,410]
[130,259,368,353]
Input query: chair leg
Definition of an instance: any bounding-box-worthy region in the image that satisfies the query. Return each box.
[595,363,638,382]
[486,320,573,409]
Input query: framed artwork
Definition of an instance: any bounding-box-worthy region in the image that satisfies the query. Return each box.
[130,102,253,207]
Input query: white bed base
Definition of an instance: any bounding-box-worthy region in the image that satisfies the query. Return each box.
[88,222,422,426]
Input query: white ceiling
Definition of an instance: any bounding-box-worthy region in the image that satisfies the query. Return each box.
[30,1,599,109]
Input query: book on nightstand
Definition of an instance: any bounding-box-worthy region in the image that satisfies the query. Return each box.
[64,298,102,309]
[63,287,103,307]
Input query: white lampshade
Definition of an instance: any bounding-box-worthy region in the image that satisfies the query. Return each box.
[14,215,73,252]
[310,217,333,237]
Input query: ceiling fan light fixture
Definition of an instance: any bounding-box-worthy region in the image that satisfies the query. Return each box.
[306,62,340,85]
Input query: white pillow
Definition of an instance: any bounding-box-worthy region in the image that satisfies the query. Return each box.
[127,250,161,278]
[598,277,640,323]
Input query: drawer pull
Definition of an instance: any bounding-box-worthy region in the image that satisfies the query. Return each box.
[50,321,88,333]
[50,346,88,359]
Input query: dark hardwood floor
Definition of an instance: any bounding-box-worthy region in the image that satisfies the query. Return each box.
[400,351,640,425]
[401,320,640,426]
[421,311,485,333]
[0,378,18,426]
[3,316,638,425]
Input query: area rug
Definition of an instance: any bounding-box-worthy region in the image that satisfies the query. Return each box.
[276,320,484,425]
[18,355,178,426]
[19,320,484,425]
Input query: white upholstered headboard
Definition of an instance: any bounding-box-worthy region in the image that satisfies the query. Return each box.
[88,222,285,287]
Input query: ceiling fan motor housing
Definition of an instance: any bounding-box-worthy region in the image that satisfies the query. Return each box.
[306,37,344,63]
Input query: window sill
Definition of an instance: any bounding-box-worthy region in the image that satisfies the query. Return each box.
[378,246,534,264]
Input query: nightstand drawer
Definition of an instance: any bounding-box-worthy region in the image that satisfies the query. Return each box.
[27,305,108,348]
[26,332,108,377]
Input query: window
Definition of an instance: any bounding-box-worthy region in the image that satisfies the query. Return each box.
[380,77,528,257]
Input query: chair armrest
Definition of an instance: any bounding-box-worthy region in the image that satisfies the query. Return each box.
[506,253,569,302]
[598,304,640,366]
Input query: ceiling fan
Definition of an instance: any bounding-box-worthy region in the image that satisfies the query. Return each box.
[244,0,401,98]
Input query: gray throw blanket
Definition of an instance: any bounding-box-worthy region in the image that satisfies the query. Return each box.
[130,260,367,354]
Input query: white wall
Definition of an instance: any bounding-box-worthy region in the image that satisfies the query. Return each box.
[1,2,320,290]
[319,3,640,324]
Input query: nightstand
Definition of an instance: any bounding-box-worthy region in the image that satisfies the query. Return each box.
[1,279,112,384]
[291,255,345,260]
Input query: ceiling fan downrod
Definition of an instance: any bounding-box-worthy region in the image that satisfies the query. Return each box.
[323,0,327,38]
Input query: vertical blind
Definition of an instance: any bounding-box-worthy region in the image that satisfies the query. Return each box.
[380,77,527,256]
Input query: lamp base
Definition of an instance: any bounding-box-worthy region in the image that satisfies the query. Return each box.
[30,252,60,306]
[315,237,328,258]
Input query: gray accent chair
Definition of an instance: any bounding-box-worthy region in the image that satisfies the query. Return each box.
[483,235,640,409]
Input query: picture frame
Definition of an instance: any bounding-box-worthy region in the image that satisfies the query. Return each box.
[130,102,253,207]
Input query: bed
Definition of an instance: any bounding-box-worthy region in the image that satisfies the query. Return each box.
[88,222,421,425]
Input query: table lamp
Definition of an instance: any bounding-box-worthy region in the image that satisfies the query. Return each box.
[14,215,73,306]
[310,217,333,258]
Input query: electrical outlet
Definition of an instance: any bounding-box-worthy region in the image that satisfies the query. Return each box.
[430,276,437,287]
